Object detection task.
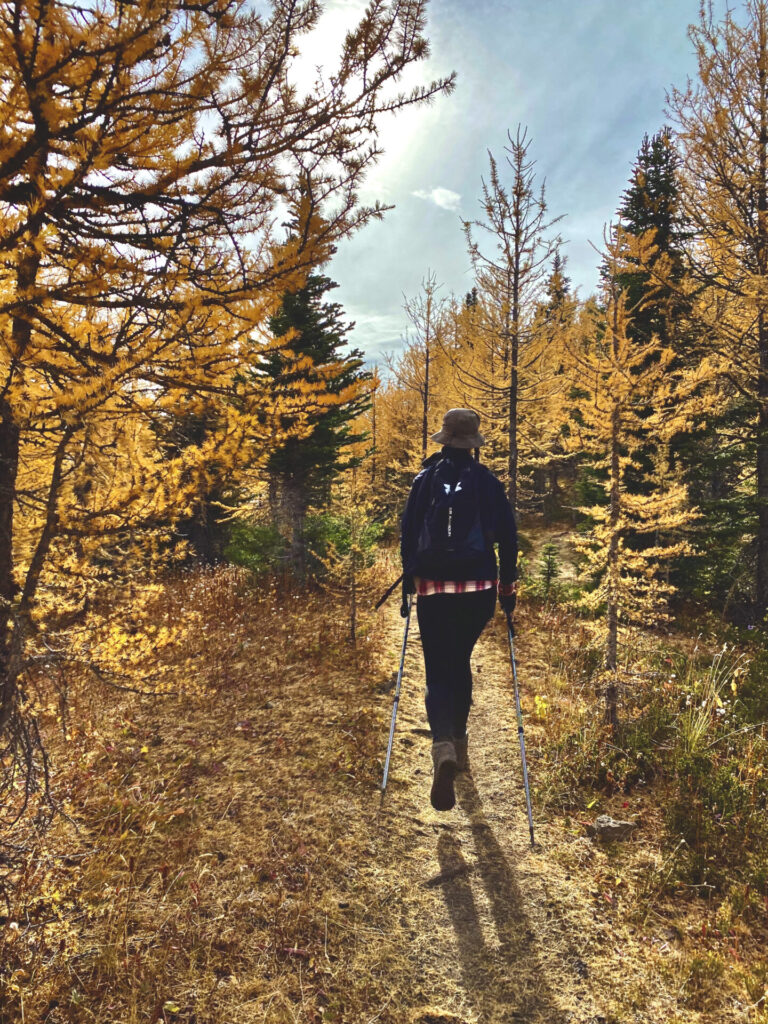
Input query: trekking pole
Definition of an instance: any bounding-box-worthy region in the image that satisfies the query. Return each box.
[380,593,413,803]
[375,573,404,611]
[507,618,535,848]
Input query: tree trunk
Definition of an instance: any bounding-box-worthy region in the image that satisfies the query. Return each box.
[349,548,357,646]
[548,463,561,496]
[756,349,768,621]
[507,265,520,511]
[532,467,547,500]
[756,18,768,623]
[543,463,561,523]
[283,475,307,583]
[268,473,280,521]
[605,416,621,732]
[188,502,223,565]
[422,321,430,460]
[2,427,71,739]
[0,406,20,733]
[1,235,42,734]
[371,386,377,484]
[605,304,622,732]
[507,384,517,511]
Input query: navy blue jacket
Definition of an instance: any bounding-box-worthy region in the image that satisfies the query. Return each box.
[400,447,518,585]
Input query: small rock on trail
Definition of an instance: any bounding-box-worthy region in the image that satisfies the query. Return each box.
[585,815,637,842]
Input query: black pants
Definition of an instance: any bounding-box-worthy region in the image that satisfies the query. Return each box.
[416,588,496,742]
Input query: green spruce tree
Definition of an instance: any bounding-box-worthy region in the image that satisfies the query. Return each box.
[616,133,751,614]
[538,541,561,600]
[544,252,572,316]
[596,131,704,600]
[615,128,688,349]
[261,273,372,580]
[608,131,689,502]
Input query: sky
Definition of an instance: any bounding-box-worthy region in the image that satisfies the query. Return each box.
[298,0,726,361]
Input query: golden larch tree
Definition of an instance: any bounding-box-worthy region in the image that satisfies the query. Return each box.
[463,126,562,510]
[0,0,453,767]
[566,268,699,729]
[668,0,768,620]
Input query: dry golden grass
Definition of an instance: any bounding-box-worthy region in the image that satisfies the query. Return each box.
[1,568,391,1023]
[1,564,767,1023]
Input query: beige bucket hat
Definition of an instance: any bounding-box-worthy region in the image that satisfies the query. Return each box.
[430,408,485,449]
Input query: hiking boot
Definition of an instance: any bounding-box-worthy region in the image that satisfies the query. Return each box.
[454,734,469,773]
[430,740,457,812]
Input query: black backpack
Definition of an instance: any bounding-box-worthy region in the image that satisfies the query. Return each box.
[413,458,488,576]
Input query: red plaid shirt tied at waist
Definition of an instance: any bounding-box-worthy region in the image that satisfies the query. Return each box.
[414,578,518,597]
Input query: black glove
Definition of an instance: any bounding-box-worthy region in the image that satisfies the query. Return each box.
[400,574,415,617]
[499,589,517,616]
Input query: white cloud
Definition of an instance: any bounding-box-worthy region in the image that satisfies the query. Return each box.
[343,309,405,360]
[412,187,462,212]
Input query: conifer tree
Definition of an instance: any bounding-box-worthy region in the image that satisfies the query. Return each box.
[544,253,572,315]
[372,376,430,521]
[0,0,452,758]
[463,126,563,511]
[614,129,688,348]
[527,254,578,515]
[615,130,744,607]
[163,405,231,566]
[311,473,382,647]
[366,368,382,487]
[538,541,561,600]
[441,288,510,481]
[261,273,371,580]
[372,276,459,522]
[667,0,768,621]
[566,262,696,729]
[384,273,447,460]
[602,130,690,517]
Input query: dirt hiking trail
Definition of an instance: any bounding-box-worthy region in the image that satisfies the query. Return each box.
[372,603,613,1024]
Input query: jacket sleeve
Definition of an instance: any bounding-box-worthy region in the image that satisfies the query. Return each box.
[400,473,423,574]
[492,477,518,589]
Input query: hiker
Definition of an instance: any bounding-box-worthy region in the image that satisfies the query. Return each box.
[400,408,518,812]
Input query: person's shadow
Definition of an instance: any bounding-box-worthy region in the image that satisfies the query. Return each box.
[436,773,567,1023]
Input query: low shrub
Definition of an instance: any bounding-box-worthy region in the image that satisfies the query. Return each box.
[304,511,383,578]
[543,632,768,909]
[223,512,384,583]
[667,738,768,895]
[224,520,287,575]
